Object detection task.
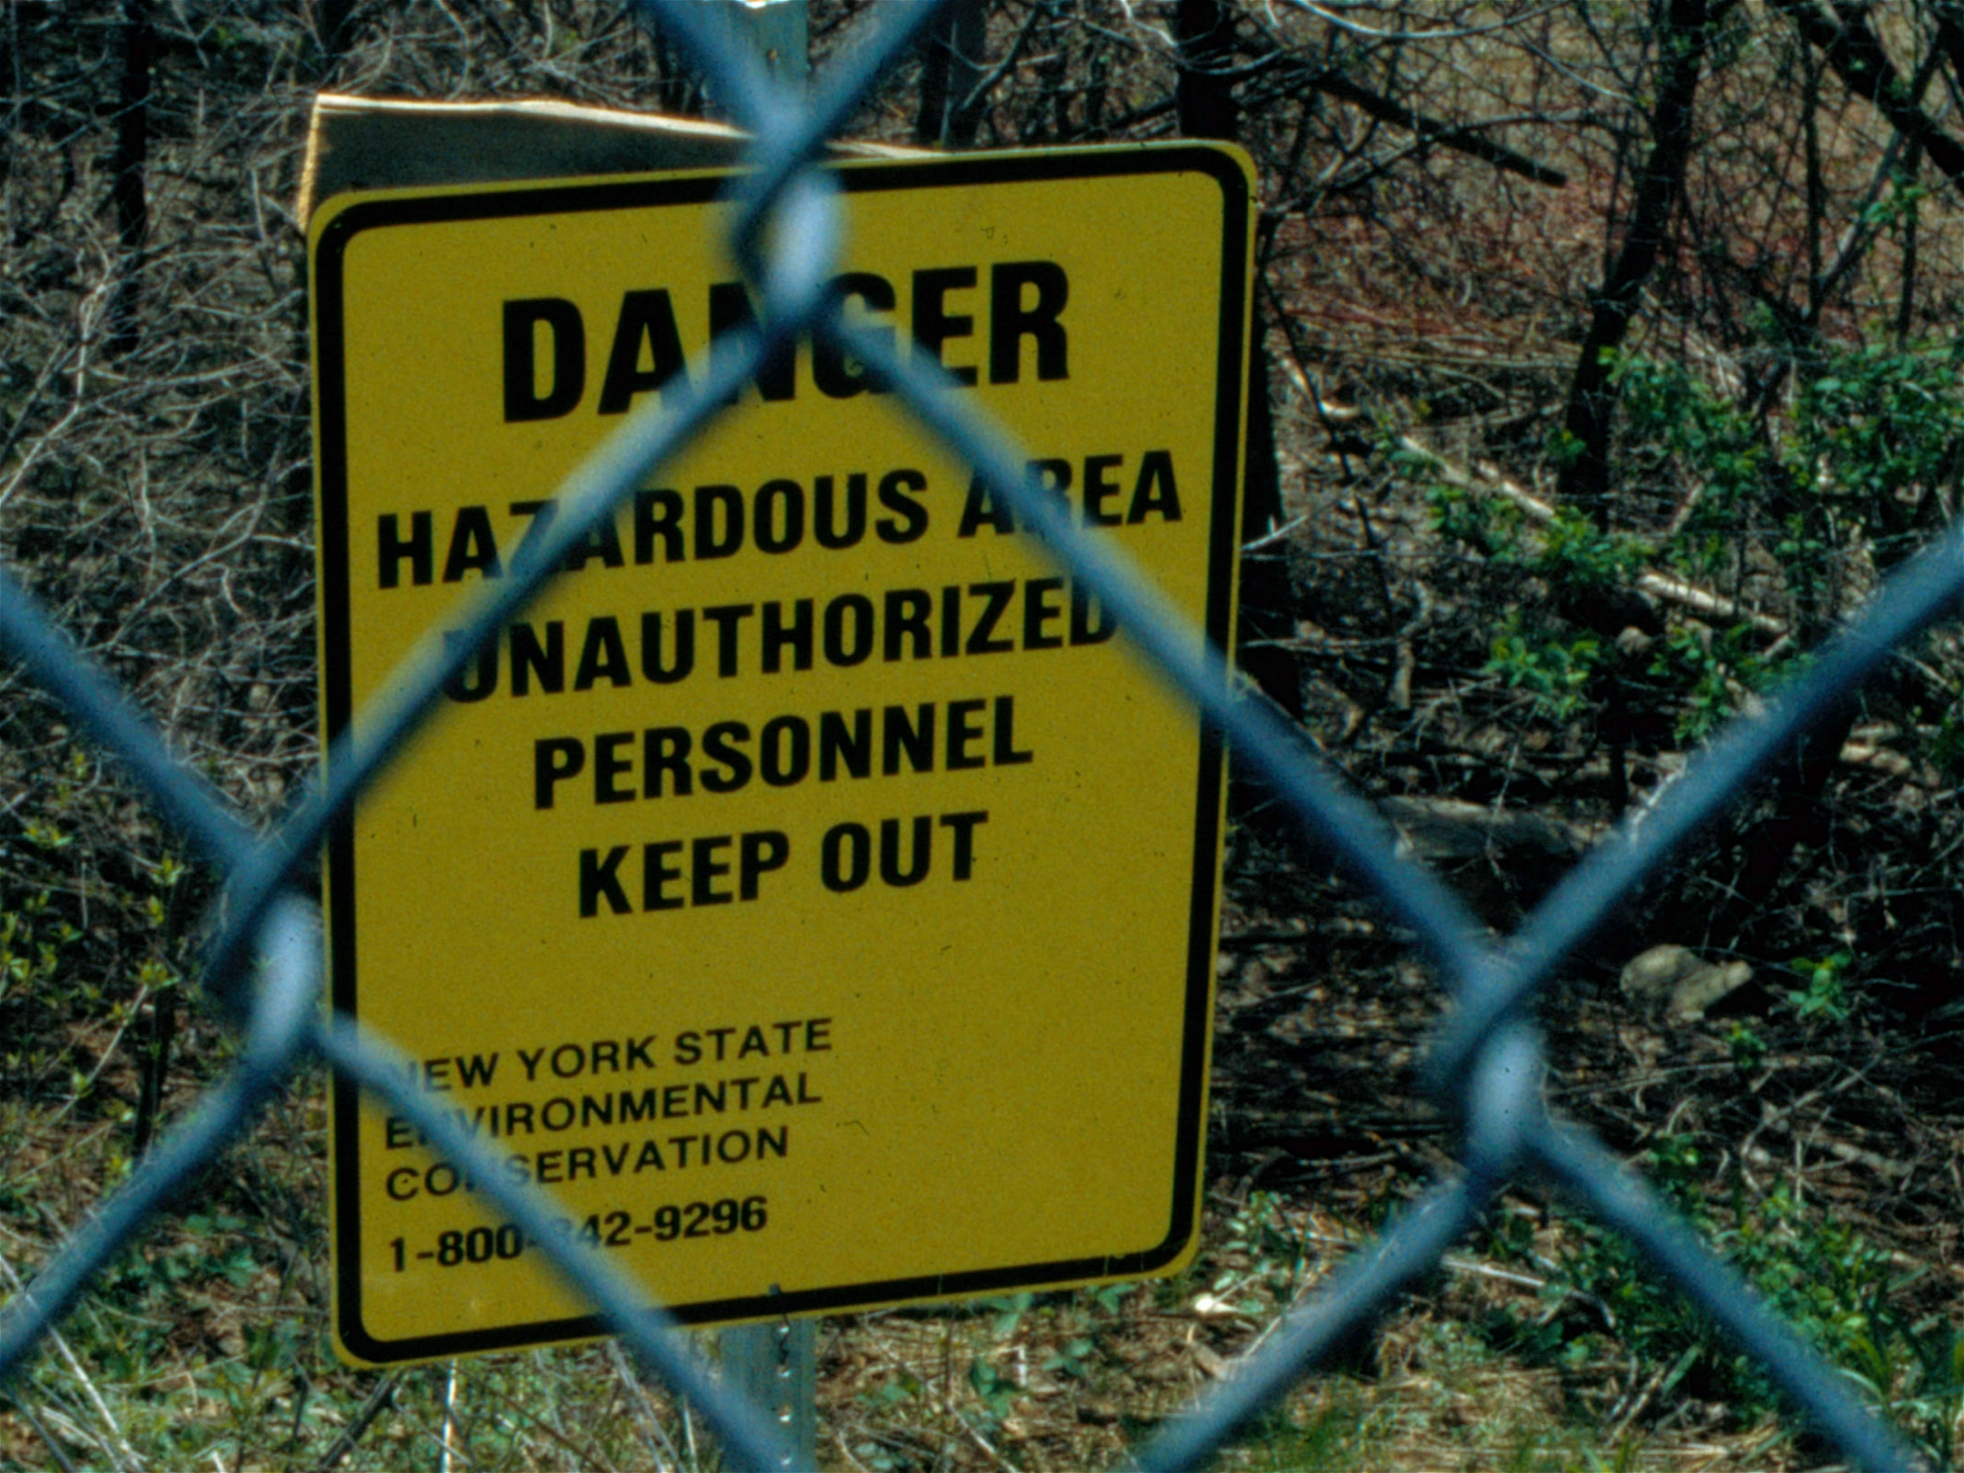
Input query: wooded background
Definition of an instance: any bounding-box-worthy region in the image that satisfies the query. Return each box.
[5,2,1964,1467]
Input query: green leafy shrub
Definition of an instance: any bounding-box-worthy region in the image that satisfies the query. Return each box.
[1487,617,1604,723]
[1487,1139,1964,1456]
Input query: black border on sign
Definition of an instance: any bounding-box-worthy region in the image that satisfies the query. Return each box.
[314,144,1251,1366]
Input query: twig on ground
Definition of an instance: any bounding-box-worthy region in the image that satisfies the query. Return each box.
[605,1337,687,1472]
[0,1248,144,1473]
[309,1371,400,1472]
[4,1384,84,1473]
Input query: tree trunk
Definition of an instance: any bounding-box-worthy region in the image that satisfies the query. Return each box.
[1556,0,1735,518]
[1175,0,1239,141]
[915,0,986,147]
[106,0,151,359]
[319,0,357,57]
[1175,0,1297,721]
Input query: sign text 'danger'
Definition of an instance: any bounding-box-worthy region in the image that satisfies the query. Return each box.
[501,258,1069,419]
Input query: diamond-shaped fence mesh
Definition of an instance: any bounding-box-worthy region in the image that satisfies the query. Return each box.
[1,2,1960,1468]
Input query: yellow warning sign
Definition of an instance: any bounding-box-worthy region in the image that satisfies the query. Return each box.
[311,144,1253,1365]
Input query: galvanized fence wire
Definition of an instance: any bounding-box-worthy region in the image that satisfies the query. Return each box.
[0,0,1959,1467]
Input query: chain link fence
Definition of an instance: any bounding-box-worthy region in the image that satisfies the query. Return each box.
[2,1,1961,1467]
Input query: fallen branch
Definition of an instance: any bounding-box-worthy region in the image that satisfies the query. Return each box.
[1402,433,1790,639]
[1269,346,1791,640]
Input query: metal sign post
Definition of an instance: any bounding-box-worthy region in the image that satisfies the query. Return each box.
[736,0,808,85]
[720,1310,816,1469]
[712,0,809,99]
